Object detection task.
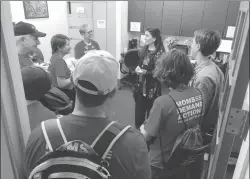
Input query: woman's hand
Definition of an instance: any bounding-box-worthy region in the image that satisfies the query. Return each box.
[184,40,191,48]
[137,69,147,75]
[135,66,147,75]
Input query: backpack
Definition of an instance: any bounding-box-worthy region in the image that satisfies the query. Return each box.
[28,119,131,179]
[39,87,74,115]
[159,91,210,171]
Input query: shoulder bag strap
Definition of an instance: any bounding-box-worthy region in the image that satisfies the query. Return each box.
[41,118,68,152]
[158,92,186,169]
[91,121,131,160]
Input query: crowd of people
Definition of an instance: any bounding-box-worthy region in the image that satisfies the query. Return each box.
[13,20,224,179]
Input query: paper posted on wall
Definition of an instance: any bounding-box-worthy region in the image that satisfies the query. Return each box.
[226,26,235,38]
[97,20,105,28]
[130,22,141,32]
[217,40,233,53]
[76,7,85,14]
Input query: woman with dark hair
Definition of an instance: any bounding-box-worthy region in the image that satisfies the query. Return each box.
[140,49,204,179]
[134,27,165,129]
[48,34,75,101]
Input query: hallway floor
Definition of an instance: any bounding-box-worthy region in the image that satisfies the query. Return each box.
[109,87,135,127]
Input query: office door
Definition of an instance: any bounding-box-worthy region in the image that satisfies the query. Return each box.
[67,1,94,57]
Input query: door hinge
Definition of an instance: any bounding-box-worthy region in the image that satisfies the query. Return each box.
[226,108,249,135]
[69,26,81,29]
[240,112,249,141]
[69,38,81,41]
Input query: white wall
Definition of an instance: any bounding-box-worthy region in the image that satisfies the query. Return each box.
[116,1,122,79]
[116,1,129,79]
[10,1,69,63]
[10,1,128,79]
[120,1,129,52]
[240,1,249,12]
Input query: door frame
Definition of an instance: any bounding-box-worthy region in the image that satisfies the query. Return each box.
[1,1,31,178]
[232,130,249,179]
[206,3,249,179]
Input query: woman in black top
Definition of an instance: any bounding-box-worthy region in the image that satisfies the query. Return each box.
[134,27,165,129]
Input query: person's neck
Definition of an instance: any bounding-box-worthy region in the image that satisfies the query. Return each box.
[17,46,27,55]
[175,83,187,90]
[161,82,171,95]
[54,52,65,58]
[195,53,211,66]
[72,99,107,118]
[83,38,90,44]
[148,43,156,51]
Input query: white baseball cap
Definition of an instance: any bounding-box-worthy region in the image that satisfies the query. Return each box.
[72,50,119,95]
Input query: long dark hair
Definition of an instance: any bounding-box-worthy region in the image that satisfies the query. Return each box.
[139,27,164,60]
[145,27,164,53]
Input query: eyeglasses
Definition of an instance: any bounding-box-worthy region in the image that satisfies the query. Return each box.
[87,30,94,34]
[80,30,94,35]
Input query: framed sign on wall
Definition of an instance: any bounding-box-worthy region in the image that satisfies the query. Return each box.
[23,1,49,19]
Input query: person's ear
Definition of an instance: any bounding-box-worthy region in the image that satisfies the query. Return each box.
[20,36,26,45]
[197,43,200,51]
[57,45,64,53]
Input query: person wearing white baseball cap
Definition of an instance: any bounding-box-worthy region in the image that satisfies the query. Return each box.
[72,50,118,97]
[24,50,151,179]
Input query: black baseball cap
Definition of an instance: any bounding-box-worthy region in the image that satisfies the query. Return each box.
[14,21,46,37]
[21,66,51,100]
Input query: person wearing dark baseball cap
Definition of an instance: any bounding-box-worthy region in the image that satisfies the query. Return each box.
[22,66,56,130]
[14,21,46,69]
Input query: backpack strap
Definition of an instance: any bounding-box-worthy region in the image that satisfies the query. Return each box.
[159,93,187,169]
[41,118,131,160]
[41,118,67,152]
[91,121,131,160]
[91,121,117,147]
[102,125,131,160]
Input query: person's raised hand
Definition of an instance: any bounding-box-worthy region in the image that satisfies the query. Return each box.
[135,66,146,75]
